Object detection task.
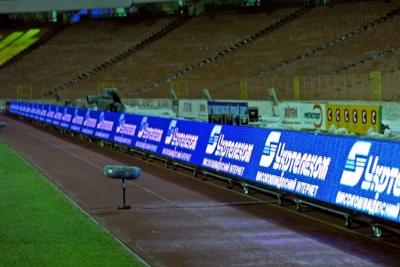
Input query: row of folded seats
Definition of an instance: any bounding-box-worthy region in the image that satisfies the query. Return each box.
[0,28,44,65]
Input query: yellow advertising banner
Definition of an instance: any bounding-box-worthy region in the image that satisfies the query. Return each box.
[326,104,382,134]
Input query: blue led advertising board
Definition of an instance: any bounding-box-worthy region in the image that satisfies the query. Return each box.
[134,116,171,153]
[52,105,64,126]
[94,111,119,141]
[38,103,48,122]
[30,103,38,120]
[112,112,142,146]
[81,109,100,136]
[23,102,32,118]
[9,101,400,224]
[45,105,57,125]
[60,107,74,129]
[70,108,86,133]
[159,119,209,164]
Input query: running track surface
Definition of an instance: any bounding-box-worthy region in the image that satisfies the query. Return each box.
[1,115,400,267]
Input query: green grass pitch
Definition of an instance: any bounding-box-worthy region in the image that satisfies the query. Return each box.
[0,141,145,267]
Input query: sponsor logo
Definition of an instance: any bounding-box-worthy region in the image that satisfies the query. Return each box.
[137,117,163,142]
[40,107,47,117]
[206,125,222,154]
[205,125,253,163]
[305,104,323,128]
[164,120,198,150]
[353,109,358,123]
[46,106,55,118]
[83,110,97,128]
[72,109,84,125]
[61,108,72,122]
[371,110,377,125]
[362,109,367,124]
[54,107,63,120]
[165,120,177,145]
[335,108,340,122]
[96,112,114,131]
[344,109,350,122]
[340,141,370,187]
[340,141,400,198]
[259,131,331,180]
[259,131,281,168]
[115,114,136,136]
[284,106,298,119]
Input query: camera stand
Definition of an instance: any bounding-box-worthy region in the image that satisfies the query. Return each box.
[118,179,131,210]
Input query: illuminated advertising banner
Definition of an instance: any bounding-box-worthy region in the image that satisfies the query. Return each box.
[160,119,206,163]
[27,103,34,118]
[32,103,40,120]
[17,101,25,116]
[39,104,48,122]
[134,116,169,153]
[26,102,33,118]
[12,101,20,115]
[336,139,400,221]
[35,104,43,121]
[52,106,63,126]
[45,105,57,124]
[19,102,25,116]
[9,101,16,114]
[12,101,19,115]
[254,130,333,199]
[60,107,74,129]
[24,103,32,119]
[8,101,400,224]
[201,124,261,177]
[94,111,118,141]
[70,108,86,132]
[81,109,100,136]
[113,112,142,146]
[31,103,38,120]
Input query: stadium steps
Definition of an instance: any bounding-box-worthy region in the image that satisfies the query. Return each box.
[48,16,190,97]
[333,45,400,73]
[131,2,316,96]
[214,3,400,92]
[0,25,67,71]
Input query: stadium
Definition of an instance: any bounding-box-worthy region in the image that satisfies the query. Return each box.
[1,0,400,266]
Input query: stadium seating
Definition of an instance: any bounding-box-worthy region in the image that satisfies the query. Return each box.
[1,1,400,101]
[0,18,173,99]
[179,0,400,100]
[65,8,298,99]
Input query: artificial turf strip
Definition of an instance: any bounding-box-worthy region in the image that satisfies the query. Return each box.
[0,141,145,267]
